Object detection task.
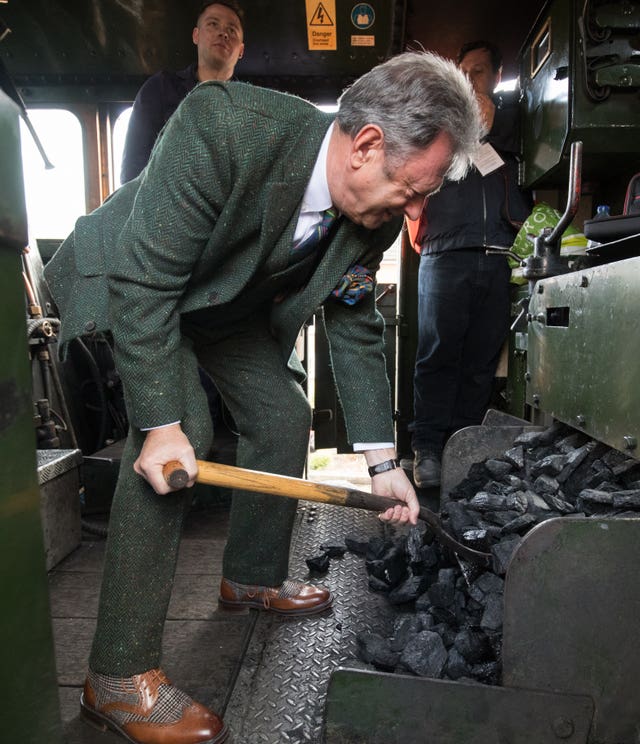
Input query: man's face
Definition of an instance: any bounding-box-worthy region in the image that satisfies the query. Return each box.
[336,130,454,230]
[193,4,244,76]
[459,48,500,96]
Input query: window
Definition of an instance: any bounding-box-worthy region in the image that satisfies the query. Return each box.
[112,107,132,189]
[20,109,85,240]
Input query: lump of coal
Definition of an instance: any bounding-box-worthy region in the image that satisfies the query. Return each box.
[443,500,481,536]
[449,461,492,500]
[306,553,330,574]
[368,575,391,593]
[533,474,560,495]
[320,542,347,558]
[612,490,640,509]
[366,544,407,588]
[427,568,457,608]
[388,575,429,605]
[469,572,504,602]
[491,535,521,576]
[406,524,428,565]
[351,421,639,689]
[480,593,503,632]
[345,535,369,555]
[500,513,538,535]
[356,632,399,671]
[446,647,472,680]
[391,615,422,652]
[530,453,568,478]
[399,630,448,678]
[454,627,494,664]
[504,446,525,469]
[485,459,513,479]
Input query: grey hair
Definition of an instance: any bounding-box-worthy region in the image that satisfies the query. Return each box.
[336,51,483,181]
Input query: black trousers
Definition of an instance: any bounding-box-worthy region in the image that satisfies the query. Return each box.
[411,250,511,454]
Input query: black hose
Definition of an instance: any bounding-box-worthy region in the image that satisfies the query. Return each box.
[81,518,108,538]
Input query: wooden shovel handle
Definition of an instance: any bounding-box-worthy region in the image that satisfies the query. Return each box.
[162,459,491,566]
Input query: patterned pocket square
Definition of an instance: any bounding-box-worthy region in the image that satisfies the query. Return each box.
[331,264,374,305]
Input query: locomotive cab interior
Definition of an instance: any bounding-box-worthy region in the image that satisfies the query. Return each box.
[2,1,640,743]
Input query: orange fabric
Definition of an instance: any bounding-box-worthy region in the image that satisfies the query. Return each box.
[406,205,428,253]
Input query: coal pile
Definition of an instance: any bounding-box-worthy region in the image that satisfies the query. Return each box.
[347,422,640,684]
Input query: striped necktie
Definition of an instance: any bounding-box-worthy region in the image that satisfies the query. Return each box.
[291,207,338,261]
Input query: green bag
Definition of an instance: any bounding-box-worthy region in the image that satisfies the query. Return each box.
[510,202,587,284]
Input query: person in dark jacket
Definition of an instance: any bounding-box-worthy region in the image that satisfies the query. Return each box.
[412,40,533,488]
[120,1,245,184]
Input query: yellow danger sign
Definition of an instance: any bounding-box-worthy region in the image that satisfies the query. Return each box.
[305,0,337,51]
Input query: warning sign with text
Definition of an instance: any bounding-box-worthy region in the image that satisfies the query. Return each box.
[305,0,337,51]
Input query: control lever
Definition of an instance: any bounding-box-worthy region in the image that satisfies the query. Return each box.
[484,244,524,264]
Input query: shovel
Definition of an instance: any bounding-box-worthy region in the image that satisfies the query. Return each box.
[163,459,491,566]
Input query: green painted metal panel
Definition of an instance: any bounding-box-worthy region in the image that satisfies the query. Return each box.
[520,0,640,188]
[0,91,64,743]
[527,256,640,454]
[324,668,593,743]
[504,517,640,744]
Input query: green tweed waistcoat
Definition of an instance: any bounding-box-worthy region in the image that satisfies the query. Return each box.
[44,81,401,445]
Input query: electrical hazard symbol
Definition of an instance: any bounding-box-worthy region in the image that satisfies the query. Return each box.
[305,0,337,51]
[310,2,334,26]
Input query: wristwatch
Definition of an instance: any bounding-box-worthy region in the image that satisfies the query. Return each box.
[367,458,400,477]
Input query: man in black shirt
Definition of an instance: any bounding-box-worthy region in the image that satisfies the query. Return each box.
[120,1,244,183]
[412,41,532,488]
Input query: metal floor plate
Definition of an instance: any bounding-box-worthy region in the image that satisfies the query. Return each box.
[224,500,394,743]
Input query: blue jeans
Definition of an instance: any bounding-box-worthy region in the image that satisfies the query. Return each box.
[411,250,511,454]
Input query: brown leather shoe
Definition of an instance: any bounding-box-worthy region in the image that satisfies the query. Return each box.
[80,668,228,744]
[219,577,333,616]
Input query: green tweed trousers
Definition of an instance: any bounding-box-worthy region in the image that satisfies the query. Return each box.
[89,309,312,675]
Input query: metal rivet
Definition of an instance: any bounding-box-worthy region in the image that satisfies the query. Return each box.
[532,394,540,406]
[576,414,586,426]
[623,436,637,450]
[525,372,531,381]
[84,320,96,332]
[552,716,574,739]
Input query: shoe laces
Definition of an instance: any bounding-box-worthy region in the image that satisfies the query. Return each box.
[88,669,192,725]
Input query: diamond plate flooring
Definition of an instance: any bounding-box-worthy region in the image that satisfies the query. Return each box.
[224,502,395,743]
[51,489,398,743]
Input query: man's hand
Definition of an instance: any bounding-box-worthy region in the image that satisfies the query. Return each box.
[364,449,420,525]
[133,423,198,494]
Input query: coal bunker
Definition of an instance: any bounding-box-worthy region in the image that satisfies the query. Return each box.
[310,422,640,684]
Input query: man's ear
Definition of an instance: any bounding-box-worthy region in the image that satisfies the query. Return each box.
[350,124,385,168]
[193,27,199,46]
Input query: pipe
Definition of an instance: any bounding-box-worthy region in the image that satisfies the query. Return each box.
[544,141,583,248]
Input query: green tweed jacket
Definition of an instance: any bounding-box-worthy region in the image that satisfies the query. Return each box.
[45,81,401,444]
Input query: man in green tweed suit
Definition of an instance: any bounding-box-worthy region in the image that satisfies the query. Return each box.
[45,51,481,744]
